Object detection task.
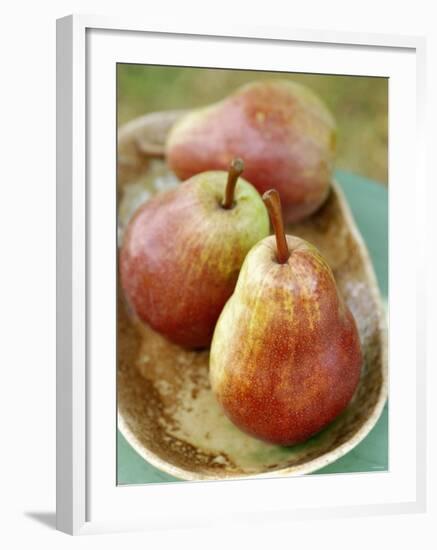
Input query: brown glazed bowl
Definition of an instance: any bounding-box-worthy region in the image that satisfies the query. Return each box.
[117,111,388,481]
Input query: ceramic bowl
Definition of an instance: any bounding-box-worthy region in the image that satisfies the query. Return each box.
[117,112,388,480]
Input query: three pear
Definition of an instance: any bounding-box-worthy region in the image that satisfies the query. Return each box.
[121,78,362,445]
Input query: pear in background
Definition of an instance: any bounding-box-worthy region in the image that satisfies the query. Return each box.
[166,81,336,223]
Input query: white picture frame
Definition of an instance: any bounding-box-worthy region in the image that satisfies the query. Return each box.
[56,14,427,535]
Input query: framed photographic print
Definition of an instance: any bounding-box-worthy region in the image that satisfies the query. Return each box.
[56,15,426,535]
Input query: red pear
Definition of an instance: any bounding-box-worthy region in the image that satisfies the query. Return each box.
[166,80,336,223]
[120,160,269,349]
[210,189,362,445]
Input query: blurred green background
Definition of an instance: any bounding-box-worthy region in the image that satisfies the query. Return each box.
[117,65,388,184]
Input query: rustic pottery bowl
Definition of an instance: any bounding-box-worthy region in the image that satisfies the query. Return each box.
[117,111,388,481]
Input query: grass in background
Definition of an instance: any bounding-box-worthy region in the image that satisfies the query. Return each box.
[117,65,388,184]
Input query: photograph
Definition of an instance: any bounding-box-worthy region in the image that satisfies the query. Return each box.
[116,65,388,485]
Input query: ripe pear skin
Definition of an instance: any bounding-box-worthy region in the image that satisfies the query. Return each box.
[166,81,336,223]
[120,171,269,349]
[210,235,362,445]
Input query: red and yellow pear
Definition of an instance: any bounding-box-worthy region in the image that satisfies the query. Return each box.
[166,80,336,223]
[210,189,362,445]
[120,159,269,349]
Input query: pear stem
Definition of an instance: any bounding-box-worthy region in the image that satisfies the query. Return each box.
[222,158,244,209]
[263,189,290,264]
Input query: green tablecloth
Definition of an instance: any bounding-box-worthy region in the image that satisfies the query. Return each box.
[117,170,388,484]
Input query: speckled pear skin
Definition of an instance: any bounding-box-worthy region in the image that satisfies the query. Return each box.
[119,171,269,349]
[166,81,336,223]
[210,235,363,445]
